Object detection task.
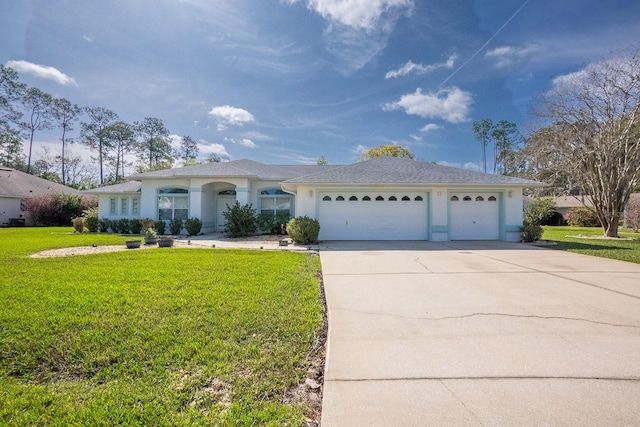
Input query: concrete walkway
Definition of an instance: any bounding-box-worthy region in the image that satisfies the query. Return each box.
[319,241,640,426]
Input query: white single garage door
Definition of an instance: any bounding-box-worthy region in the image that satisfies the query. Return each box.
[318,192,428,240]
[449,193,499,240]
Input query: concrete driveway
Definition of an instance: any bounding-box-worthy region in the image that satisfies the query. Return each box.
[318,241,640,426]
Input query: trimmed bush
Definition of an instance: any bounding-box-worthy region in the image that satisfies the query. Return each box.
[83,208,100,232]
[223,202,257,237]
[130,218,143,234]
[257,212,290,235]
[520,223,543,242]
[114,218,131,234]
[72,217,84,233]
[567,207,600,227]
[154,220,166,235]
[98,217,111,233]
[169,218,183,235]
[286,216,320,244]
[185,217,203,236]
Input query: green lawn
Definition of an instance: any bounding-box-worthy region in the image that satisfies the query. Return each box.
[541,226,640,264]
[0,228,324,426]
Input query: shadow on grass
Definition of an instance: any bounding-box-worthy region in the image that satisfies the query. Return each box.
[547,239,634,252]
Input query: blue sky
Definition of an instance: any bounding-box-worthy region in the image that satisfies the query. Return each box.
[2,0,639,171]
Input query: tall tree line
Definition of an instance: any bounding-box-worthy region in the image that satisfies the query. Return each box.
[0,64,200,188]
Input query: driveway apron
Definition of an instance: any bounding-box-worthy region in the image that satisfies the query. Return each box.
[319,241,640,426]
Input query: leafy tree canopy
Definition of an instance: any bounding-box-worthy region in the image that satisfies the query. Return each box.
[360,144,415,161]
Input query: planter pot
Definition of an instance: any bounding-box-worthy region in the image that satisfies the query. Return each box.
[126,240,142,249]
[158,238,174,248]
[144,237,158,245]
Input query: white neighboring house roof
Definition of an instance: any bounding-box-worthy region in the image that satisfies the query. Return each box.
[85,181,142,195]
[282,157,547,187]
[0,167,85,199]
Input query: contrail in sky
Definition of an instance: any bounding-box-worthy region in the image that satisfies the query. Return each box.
[438,0,531,88]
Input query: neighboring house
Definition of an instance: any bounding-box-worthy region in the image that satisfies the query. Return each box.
[525,193,640,226]
[87,157,546,241]
[0,167,85,226]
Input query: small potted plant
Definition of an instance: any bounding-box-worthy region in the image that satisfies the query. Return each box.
[144,228,158,245]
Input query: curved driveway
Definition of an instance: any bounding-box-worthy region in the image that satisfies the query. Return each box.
[319,241,640,426]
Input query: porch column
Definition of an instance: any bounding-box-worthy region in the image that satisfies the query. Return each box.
[189,187,203,219]
[235,186,250,205]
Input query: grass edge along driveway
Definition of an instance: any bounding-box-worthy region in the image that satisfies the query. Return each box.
[542,226,640,264]
[0,228,324,426]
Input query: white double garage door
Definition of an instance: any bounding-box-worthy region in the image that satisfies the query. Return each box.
[318,191,499,241]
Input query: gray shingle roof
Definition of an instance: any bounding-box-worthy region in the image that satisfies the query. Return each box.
[283,157,546,186]
[85,181,142,194]
[128,159,335,181]
[0,167,85,198]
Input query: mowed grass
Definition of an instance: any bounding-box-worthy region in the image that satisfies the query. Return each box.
[0,228,324,426]
[541,226,640,264]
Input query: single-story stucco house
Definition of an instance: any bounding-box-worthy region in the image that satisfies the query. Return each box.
[0,167,85,226]
[87,157,546,241]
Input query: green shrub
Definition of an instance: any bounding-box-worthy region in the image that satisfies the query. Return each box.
[23,194,97,226]
[185,217,203,236]
[98,217,110,233]
[115,218,131,234]
[169,218,183,235]
[130,218,143,234]
[154,220,166,235]
[223,202,257,237]
[567,207,600,227]
[520,223,543,242]
[286,216,320,244]
[72,217,84,233]
[141,218,155,231]
[83,208,100,232]
[257,212,290,235]
[524,198,557,225]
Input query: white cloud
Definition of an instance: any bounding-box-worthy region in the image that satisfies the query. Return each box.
[384,87,473,123]
[353,144,369,156]
[83,34,94,43]
[551,69,588,88]
[242,131,272,141]
[168,134,182,149]
[199,142,230,158]
[437,161,481,171]
[208,105,254,131]
[385,54,457,79]
[463,162,481,171]
[419,123,440,133]
[323,24,389,75]
[285,0,414,74]
[485,44,539,68]
[6,60,77,86]
[287,0,414,30]
[225,137,257,148]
